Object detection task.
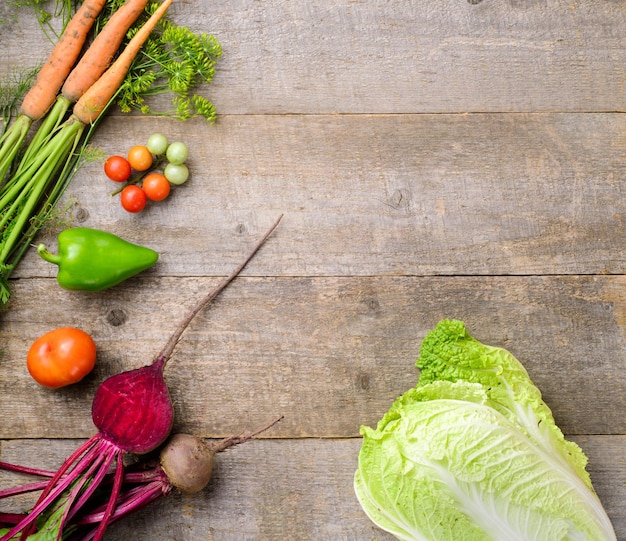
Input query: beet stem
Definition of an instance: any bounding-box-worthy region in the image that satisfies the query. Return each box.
[0,480,49,499]
[0,465,161,503]
[91,450,124,541]
[66,443,118,522]
[2,439,100,541]
[121,469,165,484]
[157,214,283,365]
[77,480,167,527]
[0,461,55,478]
[0,438,122,541]
[29,434,100,511]
[9,438,100,541]
[210,415,284,454]
[0,512,25,526]
[59,450,109,529]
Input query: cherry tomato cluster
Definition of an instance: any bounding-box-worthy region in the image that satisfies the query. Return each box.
[104,133,190,213]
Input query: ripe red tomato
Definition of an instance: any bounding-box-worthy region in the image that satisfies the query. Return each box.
[120,185,147,213]
[27,327,97,388]
[142,173,171,201]
[127,145,153,171]
[104,155,131,182]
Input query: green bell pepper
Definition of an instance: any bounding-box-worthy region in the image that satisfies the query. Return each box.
[37,227,159,291]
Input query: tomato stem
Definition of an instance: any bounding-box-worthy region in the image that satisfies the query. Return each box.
[110,155,167,196]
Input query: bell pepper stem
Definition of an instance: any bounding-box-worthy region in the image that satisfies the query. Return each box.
[37,243,62,265]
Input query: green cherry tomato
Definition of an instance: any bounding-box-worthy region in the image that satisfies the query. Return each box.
[166,142,189,165]
[146,133,169,156]
[164,162,189,185]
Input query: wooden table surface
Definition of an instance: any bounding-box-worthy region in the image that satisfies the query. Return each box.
[1,1,625,539]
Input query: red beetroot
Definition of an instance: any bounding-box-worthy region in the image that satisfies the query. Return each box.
[0,417,283,540]
[0,215,282,541]
[91,357,173,454]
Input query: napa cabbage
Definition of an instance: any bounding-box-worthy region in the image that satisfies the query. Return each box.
[354,320,616,541]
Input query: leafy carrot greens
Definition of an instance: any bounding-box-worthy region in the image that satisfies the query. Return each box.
[115,4,222,121]
[0,68,38,133]
[0,0,222,306]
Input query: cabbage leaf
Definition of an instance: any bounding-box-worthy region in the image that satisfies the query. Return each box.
[354,320,616,541]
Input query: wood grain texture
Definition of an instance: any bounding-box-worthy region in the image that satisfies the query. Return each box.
[1,275,624,439]
[0,0,624,539]
[1,1,625,114]
[8,112,626,278]
[0,437,624,540]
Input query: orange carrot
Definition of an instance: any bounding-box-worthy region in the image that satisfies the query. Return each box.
[62,0,149,103]
[73,0,174,125]
[19,0,107,121]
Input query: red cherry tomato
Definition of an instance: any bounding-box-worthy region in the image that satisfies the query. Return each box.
[104,155,131,182]
[127,145,153,171]
[142,173,171,201]
[27,327,97,388]
[120,185,147,213]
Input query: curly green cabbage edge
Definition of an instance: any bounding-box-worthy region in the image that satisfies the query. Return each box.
[354,319,616,541]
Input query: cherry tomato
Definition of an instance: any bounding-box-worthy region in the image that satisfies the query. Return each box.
[142,173,171,201]
[127,145,153,171]
[146,133,168,156]
[27,327,97,388]
[164,163,189,185]
[104,155,131,182]
[120,185,147,213]
[165,142,188,165]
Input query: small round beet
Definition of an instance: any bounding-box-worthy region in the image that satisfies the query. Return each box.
[159,434,215,494]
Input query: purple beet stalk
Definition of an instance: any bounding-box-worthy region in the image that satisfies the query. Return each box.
[0,417,283,540]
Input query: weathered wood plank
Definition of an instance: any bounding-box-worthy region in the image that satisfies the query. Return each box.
[1,1,625,114]
[1,275,624,439]
[1,437,624,540]
[7,112,625,279]
[0,1,623,539]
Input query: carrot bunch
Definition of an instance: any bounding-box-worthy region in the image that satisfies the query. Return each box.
[0,0,209,307]
[0,0,107,183]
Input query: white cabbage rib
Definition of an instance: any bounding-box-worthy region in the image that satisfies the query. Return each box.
[355,394,616,541]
